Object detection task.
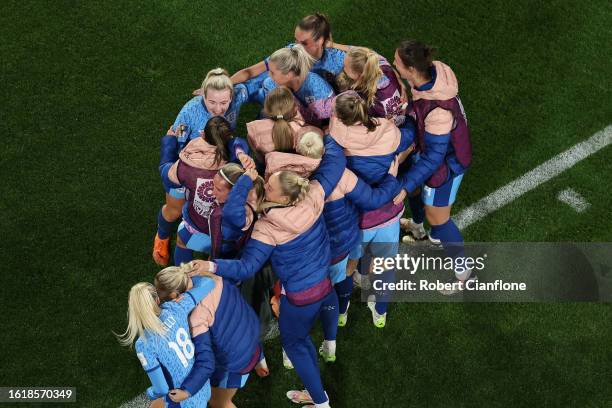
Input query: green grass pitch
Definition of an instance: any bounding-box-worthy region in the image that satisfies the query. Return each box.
[1,0,611,407]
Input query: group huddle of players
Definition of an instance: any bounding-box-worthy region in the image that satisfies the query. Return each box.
[118,12,473,408]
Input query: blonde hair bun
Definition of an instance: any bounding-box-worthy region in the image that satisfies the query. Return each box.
[296,131,324,159]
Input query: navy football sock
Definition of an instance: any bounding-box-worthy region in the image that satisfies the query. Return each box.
[157,209,179,240]
[335,276,353,314]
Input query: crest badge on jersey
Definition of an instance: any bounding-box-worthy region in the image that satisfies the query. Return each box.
[194,178,215,218]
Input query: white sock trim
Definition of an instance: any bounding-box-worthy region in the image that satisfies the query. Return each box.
[323,340,336,355]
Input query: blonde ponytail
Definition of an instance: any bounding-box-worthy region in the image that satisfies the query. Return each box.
[117,283,164,347]
[348,47,382,107]
[269,45,314,83]
[334,91,378,132]
[263,87,300,152]
[202,67,233,97]
[154,262,196,302]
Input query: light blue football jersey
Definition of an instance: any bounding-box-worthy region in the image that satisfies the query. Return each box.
[135,281,215,407]
[172,84,249,149]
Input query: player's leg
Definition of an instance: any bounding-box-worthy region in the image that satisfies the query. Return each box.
[367,220,400,328]
[423,173,473,294]
[209,386,238,408]
[281,296,329,406]
[174,222,212,266]
[401,188,427,241]
[153,191,184,265]
[209,361,253,408]
[348,230,369,289]
[317,290,339,363]
[174,223,193,266]
[333,255,353,327]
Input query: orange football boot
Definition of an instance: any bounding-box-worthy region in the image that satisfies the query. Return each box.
[152,233,170,266]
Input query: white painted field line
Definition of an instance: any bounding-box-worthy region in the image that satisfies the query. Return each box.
[118,392,147,408]
[557,188,590,212]
[456,125,612,230]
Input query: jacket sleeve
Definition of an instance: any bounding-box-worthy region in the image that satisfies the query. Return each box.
[159,135,179,171]
[135,342,169,400]
[397,118,416,152]
[214,238,275,281]
[144,366,169,400]
[222,175,253,231]
[399,131,450,193]
[180,331,215,398]
[346,173,401,211]
[160,161,181,190]
[313,135,347,199]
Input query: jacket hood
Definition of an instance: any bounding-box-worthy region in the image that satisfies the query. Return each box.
[411,61,458,102]
[329,116,400,156]
[257,181,324,239]
[179,137,226,170]
[264,152,321,181]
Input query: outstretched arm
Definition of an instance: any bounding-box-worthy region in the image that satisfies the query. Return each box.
[222,175,254,231]
[325,41,351,52]
[347,175,401,211]
[398,132,449,194]
[159,126,181,171]
[159,126,182,187]
[313,135,347,198]
[398,108,452,194]
[213,238,275,282]
[231,61,267,84]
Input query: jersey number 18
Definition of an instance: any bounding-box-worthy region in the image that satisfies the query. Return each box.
[168,327,195,368]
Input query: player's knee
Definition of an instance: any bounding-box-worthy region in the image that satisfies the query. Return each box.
[209,390,231,408]
[163,203,182,220]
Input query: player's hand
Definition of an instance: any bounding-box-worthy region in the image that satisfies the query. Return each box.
[189,260,217,278]
[244,168,259,181]
[168,389,190,403]
[396,143,415,165]
[149,397,165,408]
[388,155,400,177]
[406,143,415,155]
[393,188,408,205]
[167,124,185,138]
[238,152,256,170]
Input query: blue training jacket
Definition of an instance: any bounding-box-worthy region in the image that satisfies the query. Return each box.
[180,276,260,398]
[213,136,346,302]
